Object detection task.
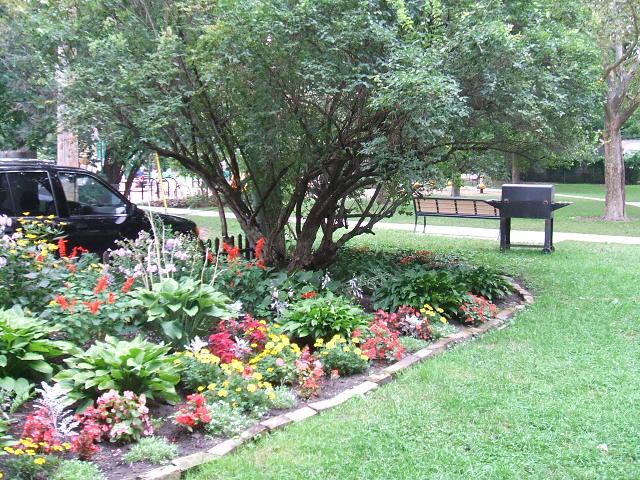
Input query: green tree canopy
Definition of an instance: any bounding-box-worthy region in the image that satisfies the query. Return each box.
[3,0,600,268]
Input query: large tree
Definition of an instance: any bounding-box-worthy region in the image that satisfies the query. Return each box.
[6,0,598,269]
[596,0,640,220]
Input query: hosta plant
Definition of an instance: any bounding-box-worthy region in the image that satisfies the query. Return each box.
[0,307,75,381]
[279,292,369,340]
[129,277,240,348]
[54,336,181,409]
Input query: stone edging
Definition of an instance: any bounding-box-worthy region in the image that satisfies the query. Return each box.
[127,280,533,480]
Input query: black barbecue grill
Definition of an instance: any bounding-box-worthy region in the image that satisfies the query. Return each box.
[486,184,571,253]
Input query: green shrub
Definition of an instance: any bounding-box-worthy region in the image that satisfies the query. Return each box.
[51,460,107,480]
[431,321,457,339]
[0,307,74,381]
[0,376,34,414]
[451,265,512,300]
[373,267,467,316]
[203,401,253,437]
[129,277,239,348]
[178,353,226,392]
[54,336,181,409]
[123,437,179,464]
[279,292,369,340]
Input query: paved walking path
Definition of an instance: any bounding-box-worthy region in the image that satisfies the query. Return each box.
[145,206,640,246]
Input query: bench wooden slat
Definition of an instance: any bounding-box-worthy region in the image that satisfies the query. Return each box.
[413,196,500,233]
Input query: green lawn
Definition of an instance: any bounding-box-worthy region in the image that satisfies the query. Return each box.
[554,183,640,202]
[186,234,640,480]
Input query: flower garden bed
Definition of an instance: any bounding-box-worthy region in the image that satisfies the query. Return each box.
[0,215,526,480]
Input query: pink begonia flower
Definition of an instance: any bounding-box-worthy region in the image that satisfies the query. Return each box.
[123,391,135,400]
[275,357,285,367]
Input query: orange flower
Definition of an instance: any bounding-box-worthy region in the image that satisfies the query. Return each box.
[83,300,101,315]
[94,275,108,294]
[56,295,69,310]
[57,238,68,258]
[122,276,136,293]
[107,292,116,304]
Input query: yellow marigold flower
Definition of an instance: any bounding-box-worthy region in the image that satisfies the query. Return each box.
[263,382,272,389]
[436,307,444,313]
[3,447,14,454]
[25,234,37,239]
[9,249,16,254]
[360,355,369,361]
[321,351,328,355]
[26,449,36,456]
[352,337,360,344]
[247,384,257,393]
[250,343,258,348]
[49,300,58,306]
[14,449,24,455]
[231,402,238,408]
[207,383,217,390]
[273,323,281,328]
[59,222,68,225]
[252,372,263,381]
[197,386,205,392]
[173,359,182,365]
[267,392,276,400]
[21,211,30,216]
[265,341,275,350]
[44,220,52,224]
[61,443,71,450]
[47,214,55,219]
[0,471,4,478]
[184,351,194,357]
[222,381,230,387]
[36,215,44,219]
[235,387,242,392]
[440,317,447,323]
[48,244,58,250]
[354,348,362,355]
[267,367,274,372]
[343,346,351,352]
[34,457,46,465]
[218,389,228,397]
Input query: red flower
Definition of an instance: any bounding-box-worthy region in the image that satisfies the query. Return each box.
[206,252,215,263]
[107,292,116,304]
[301,291,317,299]
[94,275,109,294]
[222,242,240,262]
[122,276,136,293]
[83,300,101,315]
[67,264,76,273]
[56,295,69,310]
[57,238,68,258]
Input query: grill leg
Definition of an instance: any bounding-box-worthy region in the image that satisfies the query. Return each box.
[542,218,553,254]
[423,216,426,234]
[414,215,417,233]
[499,217,510,251]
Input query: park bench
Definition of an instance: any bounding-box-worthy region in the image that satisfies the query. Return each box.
[413,195,500,233]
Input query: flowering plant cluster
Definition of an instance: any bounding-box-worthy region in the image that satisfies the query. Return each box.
[175,393,212,432]
[295,347,324,400]
[460,293,497,325]
[47,272,137,345]
[12,409,73,455]
[74,390,154,445]
[359,320,405,362]
[208,314,268,363]
[315,334,370,375]
[177,349,276,415]
[399,250,433,265]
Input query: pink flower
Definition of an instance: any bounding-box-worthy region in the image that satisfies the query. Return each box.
[275,357,285,367]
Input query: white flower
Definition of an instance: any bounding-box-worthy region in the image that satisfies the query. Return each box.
[185,336,208,354]
[321,272,332,289]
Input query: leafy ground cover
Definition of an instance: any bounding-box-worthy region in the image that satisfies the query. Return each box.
[186,234,640,480]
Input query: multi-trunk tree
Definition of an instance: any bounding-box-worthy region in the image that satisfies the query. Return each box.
[4,0,598,269]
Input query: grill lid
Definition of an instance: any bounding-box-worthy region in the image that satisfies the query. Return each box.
[501,184,554,202]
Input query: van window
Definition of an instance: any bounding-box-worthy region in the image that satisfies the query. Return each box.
[59,172,127,215]
[7,171,57,216]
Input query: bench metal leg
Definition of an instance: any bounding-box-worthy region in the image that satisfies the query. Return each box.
[423,216,426,233]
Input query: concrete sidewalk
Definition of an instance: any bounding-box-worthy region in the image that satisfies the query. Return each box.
[144,206,640,246]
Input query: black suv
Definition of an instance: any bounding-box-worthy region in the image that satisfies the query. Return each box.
[0,160,198,253]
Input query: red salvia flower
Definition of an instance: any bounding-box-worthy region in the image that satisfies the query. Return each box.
[122,276,136,293]
[206,252,214,263]
[83,300,101,315]
[67,264,76,273]
[94,275,109,294]
[107,292,116,304]
[57,238,68,258]
[222,242,240,262]
[301,291,317,299]
[70,246,89,258]
[56,295,69,310]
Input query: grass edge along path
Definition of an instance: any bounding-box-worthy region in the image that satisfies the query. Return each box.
[185,236,640,480]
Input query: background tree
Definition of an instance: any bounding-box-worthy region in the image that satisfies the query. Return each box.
[596,0,640,220]
[5,0,598,269]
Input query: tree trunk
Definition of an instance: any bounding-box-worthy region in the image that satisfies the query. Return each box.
[603,117,627,220]
[511,153,521,183]
[210,188,229,239]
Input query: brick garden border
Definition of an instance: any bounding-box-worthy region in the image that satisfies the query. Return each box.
[125,280,533,480]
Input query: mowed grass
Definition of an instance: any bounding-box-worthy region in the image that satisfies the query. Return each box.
[185,234,640,480]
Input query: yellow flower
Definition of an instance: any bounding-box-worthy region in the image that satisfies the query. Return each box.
[267,367,274,372]
[61,443,71,450]
[360,355,370,361]
[218,389,228,397]
[3,447,14,454]
[352,337,360,344]
[222,381,230,387]
[263,382,272,389]
[26,449,36,456]
[354,348,362,355]
[197,386,205,392]
[207,383,217,390]
[273,323,281,328]
[252,372,263,381]
[235,387,242,392]
[0,471,4,478]
[21,211,30,216]
[14,449,24,455]
[231,402,238,408]
[247,384,257,393]
[343,346,351,352]
[173,359,182,365]
[436,307,444,313]
[321,351,328,355]
[47,214,55,219]
[267,392,276,400]
[36,215,44,219]
[34,457,46,465]
[59,222,68,226]
[25,234,37,239]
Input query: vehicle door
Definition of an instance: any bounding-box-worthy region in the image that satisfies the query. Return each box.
[57,171,136,253]
[0,169,59,219]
